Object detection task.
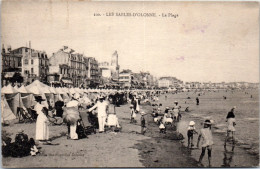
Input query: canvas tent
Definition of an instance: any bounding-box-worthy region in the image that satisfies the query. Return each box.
[1,96,16,123]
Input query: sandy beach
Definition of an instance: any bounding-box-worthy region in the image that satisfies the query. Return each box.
[2,90,259,168]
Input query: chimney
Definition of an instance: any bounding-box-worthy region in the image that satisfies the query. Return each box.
[2,44,5,54]
[29,41,31,57]
[7,45,11,52]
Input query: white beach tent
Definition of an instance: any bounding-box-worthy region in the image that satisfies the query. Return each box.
[1,96,16,123]
[18,85,35,108]
[2,84,23,116]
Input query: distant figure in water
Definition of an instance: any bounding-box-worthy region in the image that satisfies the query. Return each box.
[165,95,167,100]
[197,119,213,167]
[225,106,236,144]
[223,96,227,100]
[251,95,253,98]
[196,97,199,105]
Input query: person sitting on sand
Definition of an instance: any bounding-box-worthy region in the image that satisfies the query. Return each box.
[159,118,166,134]
[165,109,173,124]
[187,121,198,148]
[225,106,236,144]
[197,119,213,167]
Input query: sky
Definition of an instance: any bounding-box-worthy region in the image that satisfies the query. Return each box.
[1,1,259,83]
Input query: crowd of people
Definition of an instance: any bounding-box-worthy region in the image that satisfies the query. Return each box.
[2,88,239,167]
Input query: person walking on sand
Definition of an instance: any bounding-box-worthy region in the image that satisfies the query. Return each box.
[34,96,49,143]
[63,93,81,140]
[173,101,181,121]
[197,119,213,167]
[225,106,236,144]
[87,95,108,133]
[187,121,198,148]
[130,104,137,123]
[196,97,199,105]
[140,111,147,135]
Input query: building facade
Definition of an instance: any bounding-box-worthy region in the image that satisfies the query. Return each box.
[48,46,94,87]
[119,69,132,88]
[1,43,49,85]
[1,45,23,85]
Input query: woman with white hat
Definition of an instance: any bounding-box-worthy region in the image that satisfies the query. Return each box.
[34,96,49,143]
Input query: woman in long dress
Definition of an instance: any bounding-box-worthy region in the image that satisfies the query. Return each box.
[34,96,49,143]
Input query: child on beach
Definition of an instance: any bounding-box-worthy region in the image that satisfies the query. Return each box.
[130,104,137,123]
[197,119,213,167]
[187,121,198,148]
[140,111,147,135]
[225,106,236,144]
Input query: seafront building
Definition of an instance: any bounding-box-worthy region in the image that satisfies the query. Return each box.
[1,42,49,85]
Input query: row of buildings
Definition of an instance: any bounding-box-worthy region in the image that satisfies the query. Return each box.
[2,43,257,89]
[1,43,158,89]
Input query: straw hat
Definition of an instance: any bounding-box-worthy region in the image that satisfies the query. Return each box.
[174,101,178,103]
[189,121,195,126]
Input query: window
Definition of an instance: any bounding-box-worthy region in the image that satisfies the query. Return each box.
[31,59,34,65]
[31,68,34,74]
[18,58,22,67]
[24,59,28,65]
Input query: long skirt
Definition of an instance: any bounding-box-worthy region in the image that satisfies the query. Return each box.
[35,114,49,141]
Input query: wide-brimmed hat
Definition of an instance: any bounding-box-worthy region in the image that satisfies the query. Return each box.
[204,119,212,125]
[141,111,146,115]
[174,101,178,103]
[35,96,45,102]
[165,107,169,109]
[189,121,195,126]
[98,95,106,99]
[130,104,134,108]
